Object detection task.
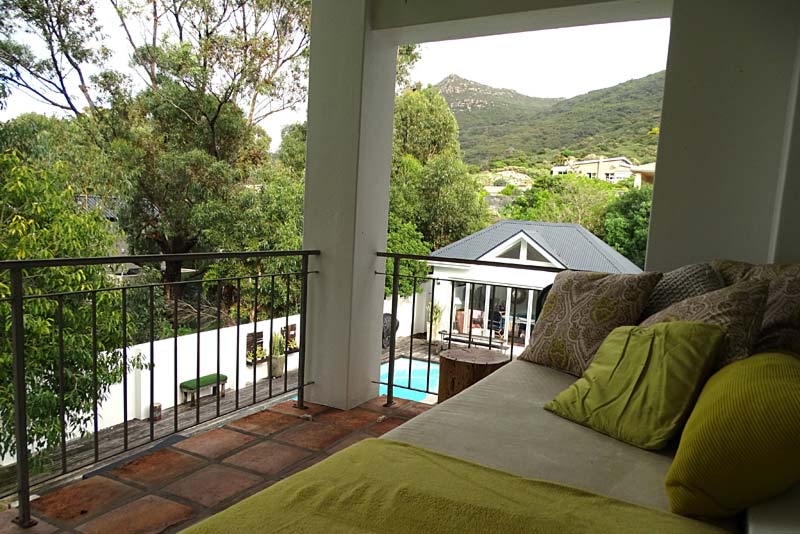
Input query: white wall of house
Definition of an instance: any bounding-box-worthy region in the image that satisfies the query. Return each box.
[382,283,430,339]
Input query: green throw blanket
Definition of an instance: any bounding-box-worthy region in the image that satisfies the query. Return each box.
[182,439,728,534]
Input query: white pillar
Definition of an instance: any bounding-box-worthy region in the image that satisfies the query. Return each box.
[524,290,534,345]
[462,283,472,333]
[504,288,512,343]
[303,0,398,409]
[647,0,800,270]
[483,286,490,333]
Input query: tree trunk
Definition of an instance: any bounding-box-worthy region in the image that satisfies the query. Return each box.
[164,259,183,301]
[438,348,508,403]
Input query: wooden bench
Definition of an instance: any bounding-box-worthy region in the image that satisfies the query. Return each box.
[180,374,227,406]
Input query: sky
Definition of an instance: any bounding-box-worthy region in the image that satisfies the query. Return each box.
[0,18,671,151]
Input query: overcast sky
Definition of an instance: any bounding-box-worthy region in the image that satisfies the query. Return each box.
[1,18,670,150]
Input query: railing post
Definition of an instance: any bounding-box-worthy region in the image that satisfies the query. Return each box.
[10,268,36,528]
[295,254,309,410]
[384,256,400,407]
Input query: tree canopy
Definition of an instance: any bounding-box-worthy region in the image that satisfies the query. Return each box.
[0,152,130,463]
[602,184,653,268]
[501,174,617,237]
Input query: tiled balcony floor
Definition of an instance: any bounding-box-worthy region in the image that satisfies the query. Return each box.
[1,396,430,534]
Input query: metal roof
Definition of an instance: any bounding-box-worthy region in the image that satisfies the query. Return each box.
[430,220,642,274]
[75,195,118,221]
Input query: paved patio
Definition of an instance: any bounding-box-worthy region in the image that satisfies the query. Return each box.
[0,396,431,534]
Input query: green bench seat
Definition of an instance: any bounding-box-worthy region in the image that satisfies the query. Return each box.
[180,374,227,405]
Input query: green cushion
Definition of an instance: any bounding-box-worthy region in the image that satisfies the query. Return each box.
[180,374,227,390]
[666,352,800,518]
[544,322,725,450]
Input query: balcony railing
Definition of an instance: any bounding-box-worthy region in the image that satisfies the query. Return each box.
[377,252,563,406]
[0,250,319,528]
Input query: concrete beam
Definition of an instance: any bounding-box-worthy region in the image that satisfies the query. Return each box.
[371,0,671,44]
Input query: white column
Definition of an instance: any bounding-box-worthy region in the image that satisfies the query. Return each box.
[647,0,800,270]
[303,0,398,409]
[524,290,534,345]
[504,288,512,343]
[462,283,472,333]
[483,286,490,333]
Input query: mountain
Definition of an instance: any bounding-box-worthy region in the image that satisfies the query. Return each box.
[435,71,665,168]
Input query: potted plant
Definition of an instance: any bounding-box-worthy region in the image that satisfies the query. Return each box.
[270,333,287,378]
[246,346,266,366]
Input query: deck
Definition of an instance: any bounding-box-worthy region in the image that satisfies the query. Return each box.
[0,370,299,499]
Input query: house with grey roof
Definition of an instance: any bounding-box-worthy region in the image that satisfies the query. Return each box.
[428,220,640,348]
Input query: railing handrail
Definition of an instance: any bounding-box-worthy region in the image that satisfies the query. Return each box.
[0,249,321,271]
[377,251,565,273]
[2,250,317,524]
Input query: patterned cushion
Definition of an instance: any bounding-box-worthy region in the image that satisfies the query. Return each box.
[640,263,725,319]
[640,281,769,369]
[518,270,662,376]
[711,260,800,355]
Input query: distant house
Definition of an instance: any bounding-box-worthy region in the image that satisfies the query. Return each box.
[551,156,634,184]
[428,220,640,348]
[631,162,656,186]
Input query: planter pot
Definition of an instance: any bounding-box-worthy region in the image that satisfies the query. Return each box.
[271,355,286,378]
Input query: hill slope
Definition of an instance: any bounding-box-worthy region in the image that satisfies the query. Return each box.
[436,71,665,167]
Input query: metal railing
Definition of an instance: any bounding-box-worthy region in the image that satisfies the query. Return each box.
[376,252,561,406]
[0,250,319,527]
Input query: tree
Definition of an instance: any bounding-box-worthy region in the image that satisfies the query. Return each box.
[502,174,616,236]
[0,113,121,197]
[0,0,109,118]
[114,84,256,293]
[277,122,307,179]
[390,87,489,250]
[603,184,653,268]
[392,86,460,165]
[415,151,489,249]
[395,44,421,90]
[385,213,430,297]
[196,163,304,318]
[1,0,311,127]
[0,152,130,464]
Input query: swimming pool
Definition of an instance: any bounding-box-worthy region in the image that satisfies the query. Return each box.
[379,358,439,402]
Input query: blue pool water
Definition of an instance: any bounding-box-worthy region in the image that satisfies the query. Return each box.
[379,358,439,402]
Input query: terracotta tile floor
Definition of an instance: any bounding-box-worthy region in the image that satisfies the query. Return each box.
[1,396,429,534]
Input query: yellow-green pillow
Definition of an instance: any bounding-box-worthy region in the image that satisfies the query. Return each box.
[666,352,800,518]
[545,322,725,450]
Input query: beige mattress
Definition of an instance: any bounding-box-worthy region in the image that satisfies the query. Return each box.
[383,359,675,511]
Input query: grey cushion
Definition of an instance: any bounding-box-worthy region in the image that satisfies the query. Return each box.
[383,359,675,511]
[641,263,726,320]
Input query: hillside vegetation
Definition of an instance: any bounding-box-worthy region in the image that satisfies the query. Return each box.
[436,71,665,168]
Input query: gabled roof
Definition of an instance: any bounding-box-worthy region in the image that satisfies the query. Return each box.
[431,220,642,274]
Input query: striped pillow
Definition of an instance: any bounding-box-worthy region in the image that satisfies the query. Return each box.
[666,353,800,518]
